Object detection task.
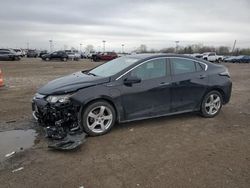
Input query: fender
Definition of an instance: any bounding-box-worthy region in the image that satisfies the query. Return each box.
[70,84,125,122]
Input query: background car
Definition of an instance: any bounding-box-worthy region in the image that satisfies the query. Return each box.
[226,56,245,63]
[92,52,118,61]
[203,52,223,62]
[85,51,96,59]
[65,50,80,61]
[41,51,68,61]
[230,55,250,63]
[27,49,38,58]
[39,50,48,58]
[0,48,16,54]
[239,56,250,63]
[13,48,24,57]
[190,53,203,58]
[223,56,236,63]
[0,50,20,61]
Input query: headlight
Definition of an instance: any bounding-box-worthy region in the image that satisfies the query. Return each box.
[46,94,72,104]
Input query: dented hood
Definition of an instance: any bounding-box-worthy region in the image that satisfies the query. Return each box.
[38,71,109,95]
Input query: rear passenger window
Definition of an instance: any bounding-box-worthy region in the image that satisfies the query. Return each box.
[131,58,167,80]
[196,63,203,71]
[171,58,196,75]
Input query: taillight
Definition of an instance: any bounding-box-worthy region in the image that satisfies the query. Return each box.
[219,69,230,78]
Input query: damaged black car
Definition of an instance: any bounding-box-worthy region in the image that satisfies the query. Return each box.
[32,54,232,148]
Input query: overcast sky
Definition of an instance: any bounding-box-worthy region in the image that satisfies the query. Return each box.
[0,0,250,51]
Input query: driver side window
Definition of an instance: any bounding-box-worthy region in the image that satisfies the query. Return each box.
[131,58,167,80]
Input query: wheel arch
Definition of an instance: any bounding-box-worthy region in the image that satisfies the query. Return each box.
[204,87,226,104]
[80,97,120,122]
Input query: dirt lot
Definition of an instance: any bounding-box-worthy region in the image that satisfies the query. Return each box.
[0,58,250,188]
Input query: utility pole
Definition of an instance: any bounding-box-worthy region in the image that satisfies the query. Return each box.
[49,40,53,52]
[102,40,106,52]
[232,40,237,54]
[122,44,125,53]
[80,43,82,52]
[175,41,179,53]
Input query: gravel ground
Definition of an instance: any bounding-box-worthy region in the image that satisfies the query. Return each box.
[0,58,250,188]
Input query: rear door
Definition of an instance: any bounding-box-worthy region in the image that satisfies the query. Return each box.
[169,57,208,112]
[120,58,171,120]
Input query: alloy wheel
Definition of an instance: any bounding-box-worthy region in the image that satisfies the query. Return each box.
[204,94,221,115]
[86,106,113,134]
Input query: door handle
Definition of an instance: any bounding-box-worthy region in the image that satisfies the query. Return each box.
[199,75,206,79]
[159,82,171,86]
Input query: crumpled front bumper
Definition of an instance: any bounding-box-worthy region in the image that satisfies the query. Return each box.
[32,95,86,150]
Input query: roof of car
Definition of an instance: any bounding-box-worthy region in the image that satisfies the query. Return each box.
[127,53,197,59]
[126,53,212,67]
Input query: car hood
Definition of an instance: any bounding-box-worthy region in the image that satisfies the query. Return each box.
[38,71,110,95]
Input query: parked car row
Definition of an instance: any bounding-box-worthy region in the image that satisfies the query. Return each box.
[223,55,250,63]
[187,52,224,63]
[39,51,119,62]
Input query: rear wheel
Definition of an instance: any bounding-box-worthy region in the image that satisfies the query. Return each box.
[81,101,116,136]
[201,91,222,118]
[45,57,50,61]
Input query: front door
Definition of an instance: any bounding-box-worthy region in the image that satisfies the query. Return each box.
[120,58,171,120]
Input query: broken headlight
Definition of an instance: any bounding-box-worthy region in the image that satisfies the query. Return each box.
[46,94,72,104]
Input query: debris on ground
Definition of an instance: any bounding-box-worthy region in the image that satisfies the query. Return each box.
[12,167,24,173]
[48,132,87,150]
[5,151,16,158]
[5,120,17,124]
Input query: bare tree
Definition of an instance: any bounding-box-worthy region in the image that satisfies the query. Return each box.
[85,44,94,52]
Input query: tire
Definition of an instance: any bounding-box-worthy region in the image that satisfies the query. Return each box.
[81,100,116,136]
[93,56,99,62]
[200,91,223,118]
[45,57,50,61]
[62,57,67,62]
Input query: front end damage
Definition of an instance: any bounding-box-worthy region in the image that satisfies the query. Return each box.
[32,93,86,150]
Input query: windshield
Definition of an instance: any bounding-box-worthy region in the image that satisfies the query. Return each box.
[89,57,139,77]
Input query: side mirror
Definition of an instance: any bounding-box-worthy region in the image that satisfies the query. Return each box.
[124,76,141,86]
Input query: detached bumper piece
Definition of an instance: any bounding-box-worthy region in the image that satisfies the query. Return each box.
[47,132,87,150]
[32,98,87,150]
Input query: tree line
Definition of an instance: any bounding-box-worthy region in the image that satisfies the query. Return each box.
[136,44,250,55]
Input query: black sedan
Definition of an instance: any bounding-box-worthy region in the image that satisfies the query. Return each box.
[32,54,232,138]
[41,51,68,61]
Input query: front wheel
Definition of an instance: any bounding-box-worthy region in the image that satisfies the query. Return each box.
[62,57,67,62]
[200,91,222,118]
[81,101,116,136]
